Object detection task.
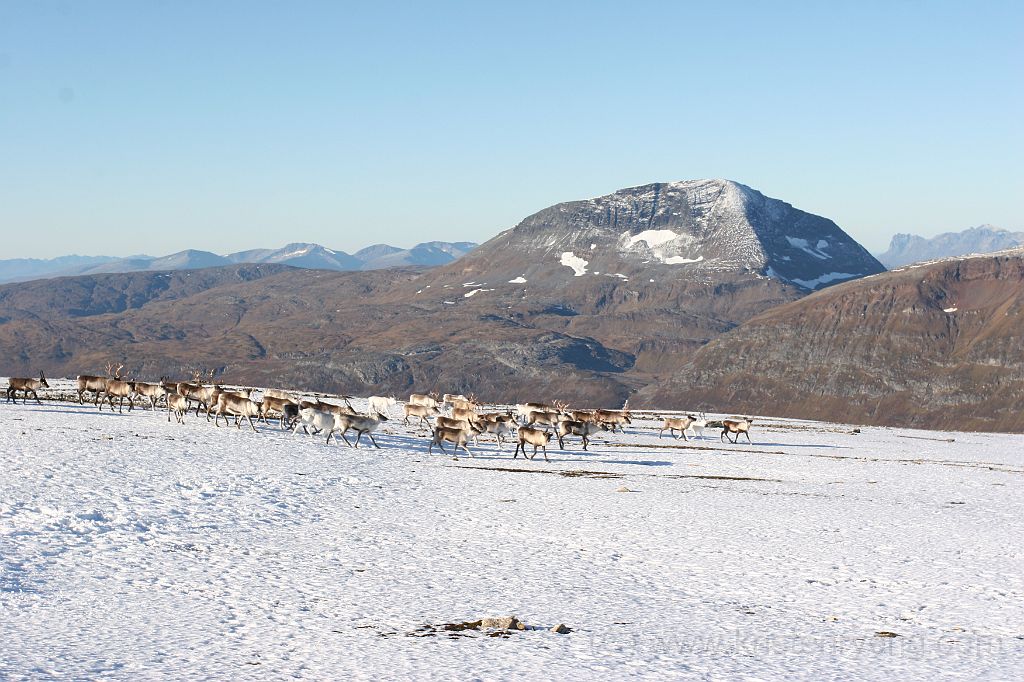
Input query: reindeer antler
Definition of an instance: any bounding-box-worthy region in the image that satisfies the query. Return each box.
[114,363,124,379]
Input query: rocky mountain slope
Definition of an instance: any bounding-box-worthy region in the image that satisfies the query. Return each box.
[0,241,477,284]
[877,225,1024,269]
[636,249,1024,431]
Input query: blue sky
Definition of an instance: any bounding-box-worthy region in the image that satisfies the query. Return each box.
[1,0,1021,258]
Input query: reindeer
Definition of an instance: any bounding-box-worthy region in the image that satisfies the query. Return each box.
[514,426,554,461]
[212,392,261,432]
[205,386,252,421]
[659,415,697,440]
[367,395,397,417]
[258,395,299,428]
[435,415,477,431]
[516,401,565,420]
[569,409,598,423]
[451,405,479,422]
[333,412,388,449]
[686,413,708,440]
[76,373,108,406]
[6,370,49,404]
[477,410,519,425]
[282,403,300,430]
[263,388,296,402]
[166,393,189,424]
[404,403,440,427]
[556,420,609,451]
[130,378,170,411]
[428,425,476,457]
[176,369,214,413]
[442,393,468,407]
[475,418,515,449]
[292,406,336,439]
[409,392,440,409]
[526,409,564,430]
[721,418,755,444]
[101,363,134,414]
[309,398,357,417]
[447,394,478,412]
[595,408,632,433]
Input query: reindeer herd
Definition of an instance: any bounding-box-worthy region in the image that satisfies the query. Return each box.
[5,368,757,456]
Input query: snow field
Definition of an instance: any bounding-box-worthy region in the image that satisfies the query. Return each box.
[1,395,1023,679]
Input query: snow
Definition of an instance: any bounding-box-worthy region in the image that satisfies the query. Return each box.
[274,246,314,259]
[2,390,1023,679]
[944,307,958,313]
[625,230,679,249]
[789,272,859,290]
[464,289,494,298]
[509,276,528,284]
[559,252,588,276]
[661,255,704,265]
[786,237,831,260]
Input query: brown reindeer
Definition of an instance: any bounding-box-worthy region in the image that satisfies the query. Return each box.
[514,426,554,461]
[76,372,107,405]
[166,393,189,424]
[659,415,697,440]
[101,363,134,413]
[6,370,49,404]
[428,425,476,457]
[721,418,755,444]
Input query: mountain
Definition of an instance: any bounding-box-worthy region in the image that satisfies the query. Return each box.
[0,179,886,411]
[239,243,363,270]
[0,255,120,284]
[0,241,477,284]
[635,248,1024,431]
[877,225,1024,269]
[418,179,883,291]
[358,241,478,270]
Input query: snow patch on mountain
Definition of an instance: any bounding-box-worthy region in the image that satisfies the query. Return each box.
[625,230,679,249]
[786,237,831,260]
[560,252,589,276]
[788,271,859,290]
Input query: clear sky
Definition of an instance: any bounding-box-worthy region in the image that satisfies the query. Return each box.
[1,0,1021,258]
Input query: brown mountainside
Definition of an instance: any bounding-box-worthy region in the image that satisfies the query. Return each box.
[635,251,1024,431]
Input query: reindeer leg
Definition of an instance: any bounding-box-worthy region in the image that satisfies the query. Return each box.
[542,445,550,462]
[368,433,381,449]
[582,435,589,451]
[342,432,356,448]
[247,415,257,432]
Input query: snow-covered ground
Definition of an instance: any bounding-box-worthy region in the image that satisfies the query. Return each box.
[2,389,1023,679]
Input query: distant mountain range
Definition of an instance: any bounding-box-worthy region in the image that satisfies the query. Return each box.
[0,241,478,284]
[876,225,1024,269]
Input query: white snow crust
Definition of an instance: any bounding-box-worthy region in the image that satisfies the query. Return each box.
[789,271,859,289]
[559,252,588,276]
[625,230,679,249]
[508,276,527,284]
[2,390,1023,679]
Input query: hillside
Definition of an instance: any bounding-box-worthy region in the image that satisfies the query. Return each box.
[636,249,1024,431]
